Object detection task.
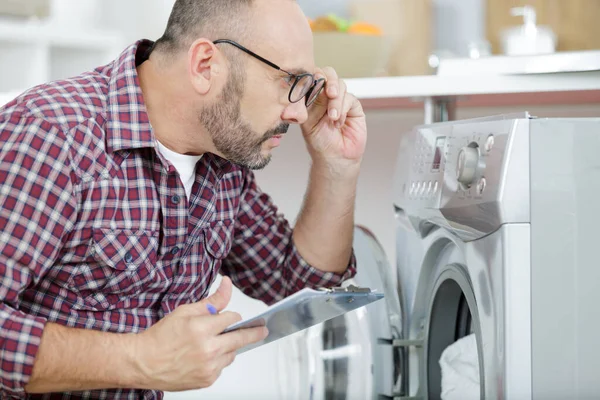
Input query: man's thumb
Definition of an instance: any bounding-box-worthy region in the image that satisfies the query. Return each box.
[201,276,233,314]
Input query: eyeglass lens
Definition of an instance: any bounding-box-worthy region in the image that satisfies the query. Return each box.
[305,79,325,106]
[290,76,325,106]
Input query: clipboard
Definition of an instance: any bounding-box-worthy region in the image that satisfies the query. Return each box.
[221,285,384,354]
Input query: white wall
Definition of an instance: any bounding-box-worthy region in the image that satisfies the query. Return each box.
[98,0,174,45]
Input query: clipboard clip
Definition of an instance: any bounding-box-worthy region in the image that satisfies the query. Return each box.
[319,284,372,294]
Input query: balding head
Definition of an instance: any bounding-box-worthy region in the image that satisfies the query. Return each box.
[154,0,307,53]
[155,0,254,54]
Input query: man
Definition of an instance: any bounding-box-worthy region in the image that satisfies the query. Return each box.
[0,0,366,398]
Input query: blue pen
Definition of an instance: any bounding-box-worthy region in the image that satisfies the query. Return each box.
[207,304,218,315]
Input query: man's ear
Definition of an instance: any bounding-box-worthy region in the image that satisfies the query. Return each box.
[188,39,221,95]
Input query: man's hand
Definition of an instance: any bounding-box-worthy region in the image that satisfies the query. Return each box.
[301,67,367,174]
[134,277,268,392]
[292,67,365,274]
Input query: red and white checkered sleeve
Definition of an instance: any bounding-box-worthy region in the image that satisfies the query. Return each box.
[0,113,77,397]
[221,170,356,305]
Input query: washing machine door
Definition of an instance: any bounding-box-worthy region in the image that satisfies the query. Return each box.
[406,228,485,400]
[276,226,403,400]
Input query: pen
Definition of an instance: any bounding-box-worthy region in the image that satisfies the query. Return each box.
[207,304,218,315]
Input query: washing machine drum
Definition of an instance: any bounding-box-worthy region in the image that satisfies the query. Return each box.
[276,226,402,399]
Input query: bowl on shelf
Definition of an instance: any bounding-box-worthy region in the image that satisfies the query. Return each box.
[309,15,391,79]
[312,31,391,78]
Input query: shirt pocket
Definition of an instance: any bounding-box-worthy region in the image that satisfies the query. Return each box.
[69,228,159,310]
[199,219,235,294]
[204,219,235,260]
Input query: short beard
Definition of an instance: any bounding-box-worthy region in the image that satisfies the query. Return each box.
[200,67,288,170]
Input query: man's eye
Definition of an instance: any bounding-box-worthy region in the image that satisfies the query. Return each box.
[284,75,295,85]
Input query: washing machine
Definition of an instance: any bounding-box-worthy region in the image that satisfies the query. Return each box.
[275,225,404,399]
[393,113,600,399]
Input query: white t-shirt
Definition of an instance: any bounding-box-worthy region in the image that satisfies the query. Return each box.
[156,140,202,201]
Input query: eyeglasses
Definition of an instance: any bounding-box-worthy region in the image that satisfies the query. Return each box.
[213,39,325,107]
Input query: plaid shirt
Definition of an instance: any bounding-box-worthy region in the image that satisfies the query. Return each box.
[0,40,356,400]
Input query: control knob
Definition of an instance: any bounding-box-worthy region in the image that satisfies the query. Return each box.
[456,145,480,187]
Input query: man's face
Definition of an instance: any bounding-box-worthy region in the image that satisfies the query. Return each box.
[200,0,315,170]
[200,66,289,170]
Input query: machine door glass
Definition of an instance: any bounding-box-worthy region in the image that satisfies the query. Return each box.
[276,226,403,399]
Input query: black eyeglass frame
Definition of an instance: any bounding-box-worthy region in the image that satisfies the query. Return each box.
[213,39,325,107]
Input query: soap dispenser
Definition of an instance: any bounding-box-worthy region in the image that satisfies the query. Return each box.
[500,6,557,56]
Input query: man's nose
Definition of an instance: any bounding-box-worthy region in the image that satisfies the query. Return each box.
[281,100,309,125]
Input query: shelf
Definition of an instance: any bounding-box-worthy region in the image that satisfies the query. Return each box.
[0,18,123,93]
[346,71,600,100]
[345,71,600,113]
[436,50,600,76]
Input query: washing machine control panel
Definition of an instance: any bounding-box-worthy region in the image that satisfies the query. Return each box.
[405,124,510,206]
[397,114,531,237]
[406,129,449,207]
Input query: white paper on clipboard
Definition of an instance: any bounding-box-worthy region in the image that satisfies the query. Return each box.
[221,285,384,354]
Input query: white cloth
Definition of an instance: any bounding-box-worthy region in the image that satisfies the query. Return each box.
[156,140,202,201]
[439,333,481,400]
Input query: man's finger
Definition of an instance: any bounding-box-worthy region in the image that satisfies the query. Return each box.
[216,351,237,370]
[204,311,244,334]
[328,79,346,124]
[178,277,233,316]
[202,276,233,313]
[320,66,339,100]
[216,326,269,354]
[337,92,357,129]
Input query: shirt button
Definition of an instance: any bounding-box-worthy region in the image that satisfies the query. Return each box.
[171,246,180,255]
[124,252,134,263]
[171,195,181,204]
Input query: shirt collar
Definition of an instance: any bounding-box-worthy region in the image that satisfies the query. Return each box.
[105,39,156,153]
[104,40,237,177]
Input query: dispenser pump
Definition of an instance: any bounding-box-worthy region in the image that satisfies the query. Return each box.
[500,5,557,55]
[511,6,537,35]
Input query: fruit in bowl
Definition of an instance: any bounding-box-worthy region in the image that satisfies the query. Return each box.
[310,14,382,35]
[310,14,389,78]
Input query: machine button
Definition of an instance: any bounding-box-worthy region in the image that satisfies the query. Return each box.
[456,144,480,187]
[485,134,495,153]
[477,177,487,195]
